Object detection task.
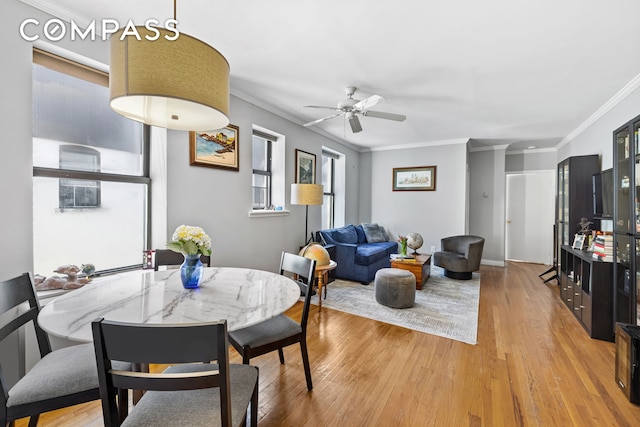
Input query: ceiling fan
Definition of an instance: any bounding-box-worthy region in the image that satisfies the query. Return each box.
[303,86,406,133]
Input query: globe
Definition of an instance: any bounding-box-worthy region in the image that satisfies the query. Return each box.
[406,232,424,254]
[299,243,330,266]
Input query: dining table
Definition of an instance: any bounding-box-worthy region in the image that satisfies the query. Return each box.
[38,267,302,343]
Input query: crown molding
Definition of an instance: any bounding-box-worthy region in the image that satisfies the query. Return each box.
[19,0,93,29]
[557,72,640,150]
[505,147,557,155]
[367,138,469,152]
[469,144,509,153]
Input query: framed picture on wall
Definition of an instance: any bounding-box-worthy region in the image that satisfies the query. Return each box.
[392,165,437,191]
[295,149,316,184]
[189,124,239,171]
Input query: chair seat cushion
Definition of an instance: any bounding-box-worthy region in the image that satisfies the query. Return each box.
[121,364,257,427]
[229,314,301,348]
[433,251,469,272]
[7,343,99,407]
[355,242,395,265]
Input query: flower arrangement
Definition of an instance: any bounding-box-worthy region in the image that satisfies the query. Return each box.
[167,225,212,256]
[397,235,408,256]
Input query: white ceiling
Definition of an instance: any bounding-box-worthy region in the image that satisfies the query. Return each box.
[23,0,640,151]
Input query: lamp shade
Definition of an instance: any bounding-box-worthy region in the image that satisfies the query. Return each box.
[109,27,230,131]
[291,184,323,206]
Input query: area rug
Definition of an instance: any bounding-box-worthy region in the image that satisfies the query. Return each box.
[312,266,480,344]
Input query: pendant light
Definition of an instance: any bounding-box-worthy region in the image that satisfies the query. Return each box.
[109,0,230,131]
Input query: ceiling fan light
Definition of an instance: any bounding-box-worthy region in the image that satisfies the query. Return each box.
[109,27,230,131]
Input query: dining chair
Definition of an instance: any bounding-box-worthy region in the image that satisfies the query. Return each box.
[153,249,211,271]
[92,318,258,427]
[228,252,317,391]
[0,272,103,427]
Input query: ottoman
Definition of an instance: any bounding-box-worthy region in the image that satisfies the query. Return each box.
[374,268,416,308]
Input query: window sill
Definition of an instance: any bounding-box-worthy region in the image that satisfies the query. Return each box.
[248,209,290,218]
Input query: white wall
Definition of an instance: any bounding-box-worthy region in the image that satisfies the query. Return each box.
[367,142,468,254]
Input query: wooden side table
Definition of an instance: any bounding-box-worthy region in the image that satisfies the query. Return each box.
[315,260,337,311]
[389,254,431,290]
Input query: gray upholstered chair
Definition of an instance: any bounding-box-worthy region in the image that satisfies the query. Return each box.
[92,318,258,427]
[433,235,485,280]
[0,273,102,426]
[228,252,316,391]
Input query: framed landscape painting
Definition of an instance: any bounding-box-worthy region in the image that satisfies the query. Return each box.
[189,124,239,171]
[392,165,437,191]
[295,149,316,184]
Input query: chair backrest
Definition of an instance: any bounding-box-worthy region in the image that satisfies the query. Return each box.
[154,249,211,271]
[279,252,316,334]
[92,318,232,426]
[0,273,51,360]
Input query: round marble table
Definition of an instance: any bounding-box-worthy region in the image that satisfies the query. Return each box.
[38,267,301,343]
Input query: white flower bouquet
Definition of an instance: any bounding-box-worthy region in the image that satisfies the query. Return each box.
[167,225,212,256]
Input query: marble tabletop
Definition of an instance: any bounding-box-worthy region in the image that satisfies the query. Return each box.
[38,267,301,343]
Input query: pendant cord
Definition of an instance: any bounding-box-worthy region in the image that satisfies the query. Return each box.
[174,0,177,20]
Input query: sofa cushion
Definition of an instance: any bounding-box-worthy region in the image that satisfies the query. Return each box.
[362,223,386,243]
[355,225,367,244]
[379,226,390,242]
[355,243,391,265]
[334,225,358,244]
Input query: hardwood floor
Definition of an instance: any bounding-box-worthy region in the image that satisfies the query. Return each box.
[16,262,640,426]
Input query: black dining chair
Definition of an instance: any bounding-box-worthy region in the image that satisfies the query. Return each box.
[153,248,211,271]
[228,252,316,391]
[92,318,258,427]
[0,272,103,427]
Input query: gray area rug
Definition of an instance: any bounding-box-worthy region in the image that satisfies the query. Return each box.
[312,266,480,345]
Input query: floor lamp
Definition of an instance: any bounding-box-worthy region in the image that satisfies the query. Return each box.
[291,183,324,246]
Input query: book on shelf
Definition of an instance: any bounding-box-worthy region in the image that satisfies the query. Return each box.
[391,254,414,261]
[592,234,614,261]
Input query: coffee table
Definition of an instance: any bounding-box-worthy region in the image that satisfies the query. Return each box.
[389,254,431,290]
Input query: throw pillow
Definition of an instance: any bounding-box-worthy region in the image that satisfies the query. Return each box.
[355,225,367,243]
[379,226,390,242]
[334,225,358,244]
[361,223,386,243]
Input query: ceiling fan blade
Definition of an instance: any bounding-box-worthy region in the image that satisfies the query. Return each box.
[354,95,383,111]
[362,110,406,122]
[303,112,343,127]
[303,105,339,110]
[348,114,362,133]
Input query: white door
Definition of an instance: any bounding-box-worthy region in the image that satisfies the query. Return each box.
[506,172,555,264]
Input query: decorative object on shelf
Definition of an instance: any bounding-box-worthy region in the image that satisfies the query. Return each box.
[291,183,324,245]
[81,263,96,278]
[295,149,316,184]
[189,124,239,171]
[167,225,212,289]
[35,264,91,290]
[397,235,408,257]
[109,0,229,131]
[578,217,593,234]
[572,234,586,250]
[406,232,424,254]
[392,165,437,191]
[299,242,330,266]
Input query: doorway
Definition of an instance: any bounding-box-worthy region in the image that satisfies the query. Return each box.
[505,171,555,264]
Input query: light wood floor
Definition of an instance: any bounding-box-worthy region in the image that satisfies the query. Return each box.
[16,262,640,426]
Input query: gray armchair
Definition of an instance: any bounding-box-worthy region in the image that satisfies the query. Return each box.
[433,235,485,280]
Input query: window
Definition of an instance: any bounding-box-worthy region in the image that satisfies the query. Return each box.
[252,133,272,209]
[322,151,336,229]
[59,145,101,208]
[32,49,150,275]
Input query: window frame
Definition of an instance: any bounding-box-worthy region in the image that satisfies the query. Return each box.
[322,152,337,229]
[252,135,273,210]
[32,48,152,274]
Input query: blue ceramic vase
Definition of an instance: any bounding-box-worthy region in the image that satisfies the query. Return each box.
[180,253,204,289]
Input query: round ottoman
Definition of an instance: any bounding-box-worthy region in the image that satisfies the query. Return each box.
[374,268,416,308]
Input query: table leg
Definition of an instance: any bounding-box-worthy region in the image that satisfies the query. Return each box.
[316,274,324,311]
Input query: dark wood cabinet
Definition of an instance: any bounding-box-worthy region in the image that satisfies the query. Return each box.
[556,155,600,278]
[613,114,640,327]
[560,246,614,341]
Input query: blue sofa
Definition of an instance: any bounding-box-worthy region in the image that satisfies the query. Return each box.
[318,224,397,284]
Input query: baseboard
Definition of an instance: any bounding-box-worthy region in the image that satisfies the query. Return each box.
[481,259,505,267]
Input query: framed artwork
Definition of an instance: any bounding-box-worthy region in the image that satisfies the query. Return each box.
[572,234,586,250]
[295,149,316,184]
[392,165,437,191]
[189,124,239,171]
